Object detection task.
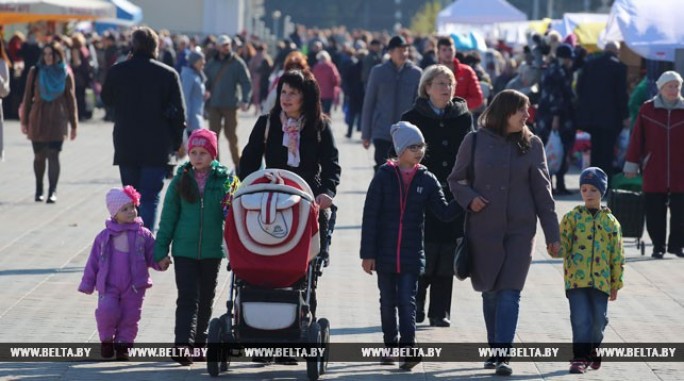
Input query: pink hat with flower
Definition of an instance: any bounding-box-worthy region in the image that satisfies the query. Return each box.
[106,186,141,217]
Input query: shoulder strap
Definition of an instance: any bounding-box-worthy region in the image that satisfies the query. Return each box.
[468,132,478,183]
[212,58,232,87]
[263,115,270,144]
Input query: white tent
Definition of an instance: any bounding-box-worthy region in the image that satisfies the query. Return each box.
[0,0,116,23]
[599,0,684,62]
[436,0,527,34]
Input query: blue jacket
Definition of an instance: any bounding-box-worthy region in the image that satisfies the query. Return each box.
[180,66,205,131]
[360,162,461,274]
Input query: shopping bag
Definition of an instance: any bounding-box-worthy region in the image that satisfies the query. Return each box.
[545,130,563,175]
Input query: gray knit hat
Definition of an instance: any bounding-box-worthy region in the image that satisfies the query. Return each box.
[390,121,425,157]
[187,49,205,67]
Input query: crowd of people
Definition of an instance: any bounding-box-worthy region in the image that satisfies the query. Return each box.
[1,19,681,377]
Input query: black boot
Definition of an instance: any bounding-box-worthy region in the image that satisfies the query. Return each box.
[35,183,44,202]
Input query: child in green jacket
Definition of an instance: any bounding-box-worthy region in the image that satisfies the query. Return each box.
[155,129,239,365]
[554,167,624,374]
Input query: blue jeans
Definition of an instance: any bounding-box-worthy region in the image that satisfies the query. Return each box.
[377,271,419,347]
[118,165,166,230]
[567,288,609,359]
[482,289,521,350]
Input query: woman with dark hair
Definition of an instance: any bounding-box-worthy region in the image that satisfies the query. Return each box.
[21,41,78,203]
[447,89,559,376]
[239,69,341,327]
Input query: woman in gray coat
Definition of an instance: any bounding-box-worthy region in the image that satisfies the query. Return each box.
[447,89,560,376]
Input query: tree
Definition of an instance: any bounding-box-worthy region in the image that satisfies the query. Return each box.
[410,0,442,35]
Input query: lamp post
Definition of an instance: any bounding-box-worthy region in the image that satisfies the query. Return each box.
[272,10,282,40]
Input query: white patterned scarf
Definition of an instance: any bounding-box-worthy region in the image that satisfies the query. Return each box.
[280,111,304,167]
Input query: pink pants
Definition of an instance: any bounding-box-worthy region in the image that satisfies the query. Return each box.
[96,286,145,344]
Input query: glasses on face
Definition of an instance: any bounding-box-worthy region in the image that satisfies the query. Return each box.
[407,144,426,152]
[432,81,454,88]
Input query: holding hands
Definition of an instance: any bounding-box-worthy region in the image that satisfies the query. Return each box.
[469,196,489,213]
[157,257,172,271]
[547,241,561,258]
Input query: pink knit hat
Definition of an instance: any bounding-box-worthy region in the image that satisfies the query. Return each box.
[188,129,218,159]
[106,186,141,217]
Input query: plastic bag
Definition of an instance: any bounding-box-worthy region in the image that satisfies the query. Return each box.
[545,130,563,175]
[613,128,630,169]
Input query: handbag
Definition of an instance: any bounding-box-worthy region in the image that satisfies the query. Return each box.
[453,132,477,281]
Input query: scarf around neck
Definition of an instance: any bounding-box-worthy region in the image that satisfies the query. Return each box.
[37,61,67,102]
[280,111,304,167]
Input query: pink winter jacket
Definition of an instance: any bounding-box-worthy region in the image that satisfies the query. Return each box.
[78,217,160,294]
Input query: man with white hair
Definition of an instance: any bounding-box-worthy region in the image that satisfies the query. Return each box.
[576,40,628,180]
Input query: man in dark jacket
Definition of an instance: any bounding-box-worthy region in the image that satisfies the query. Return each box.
[576,41,628,179]
[102,27,186,230]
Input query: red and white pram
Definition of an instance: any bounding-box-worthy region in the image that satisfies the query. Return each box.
[208,169,330,380]
[225,168,320,288]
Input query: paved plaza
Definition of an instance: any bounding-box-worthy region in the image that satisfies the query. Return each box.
[1,109,684,380]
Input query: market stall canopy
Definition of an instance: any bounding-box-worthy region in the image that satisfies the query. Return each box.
[0,0,116,24]
[551,13,608,52]
[437,0,527,34]
[599,0,684,62]
[96,0,142,27]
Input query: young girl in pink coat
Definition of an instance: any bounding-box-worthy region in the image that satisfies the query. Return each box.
[78,186,169,360]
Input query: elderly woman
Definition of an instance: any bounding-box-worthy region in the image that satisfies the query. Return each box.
[21,40,78,204]
[312,50,341,116]
[624,71,684,259]
[401,64,472,328]
[447,89,560,376]
[239,69,341,322]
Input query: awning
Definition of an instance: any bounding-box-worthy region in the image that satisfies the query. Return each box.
[599,0,684,62]
[96,0,142,27]
[0,0,115,24]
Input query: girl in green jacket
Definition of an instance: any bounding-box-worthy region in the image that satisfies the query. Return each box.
[155,129,239,365]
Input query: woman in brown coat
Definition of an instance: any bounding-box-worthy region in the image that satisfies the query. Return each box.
[447,90,560,376]
[21,41,78,203]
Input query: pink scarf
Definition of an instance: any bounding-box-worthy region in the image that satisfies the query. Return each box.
[280,111,304,167]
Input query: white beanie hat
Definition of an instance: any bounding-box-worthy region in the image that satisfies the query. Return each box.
[656,71,683,89]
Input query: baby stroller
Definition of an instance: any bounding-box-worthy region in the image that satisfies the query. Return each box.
[207,169,332,380]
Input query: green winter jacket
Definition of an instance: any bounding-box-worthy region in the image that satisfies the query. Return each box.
[560,205,624,295]
[154,160,231,261]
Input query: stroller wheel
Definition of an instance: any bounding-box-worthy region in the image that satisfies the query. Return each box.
[207,315,232,376]
[317,318,330,375]
[306,321,321,381]
[640,241,645,256]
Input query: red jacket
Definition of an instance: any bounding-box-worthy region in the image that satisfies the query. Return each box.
[451,58,484,111]
[624,96,684,193]
[312,60,340,100]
